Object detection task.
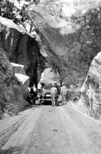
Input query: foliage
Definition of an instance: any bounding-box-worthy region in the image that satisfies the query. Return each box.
[0,0,35,33]
[1,0,27,23]
[0,0,41,32]
[71,6,101,50]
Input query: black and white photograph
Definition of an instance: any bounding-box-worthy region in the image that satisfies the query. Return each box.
[0,0,101,153]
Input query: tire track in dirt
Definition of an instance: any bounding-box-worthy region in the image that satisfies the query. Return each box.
[25,106,75,154]
[0,115,27,149]
[0,109,35,149]
[64,104,101,150]
[0,109,35,132]
[59,105,101,154]
[1,105,101,154]
[1,108,42,154]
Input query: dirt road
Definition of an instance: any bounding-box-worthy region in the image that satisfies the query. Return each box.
[0,104,101,154]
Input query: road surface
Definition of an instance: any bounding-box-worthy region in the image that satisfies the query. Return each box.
[0,104,101,154]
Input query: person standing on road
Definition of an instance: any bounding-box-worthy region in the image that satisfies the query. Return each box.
[32,84,37,92]
[60,83,67,105]
[50,83,58,106]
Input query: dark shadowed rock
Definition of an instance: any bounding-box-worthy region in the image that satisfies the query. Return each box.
[0,47,30,117]
[0,17,46,86]
[0,48,15,116]
[0,18,46,117]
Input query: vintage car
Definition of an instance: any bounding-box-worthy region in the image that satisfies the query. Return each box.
[37,80,61,105]
[37,89,52,104]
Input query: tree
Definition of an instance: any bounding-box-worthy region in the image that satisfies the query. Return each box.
[70,5,101,49]
[0,0,37,33]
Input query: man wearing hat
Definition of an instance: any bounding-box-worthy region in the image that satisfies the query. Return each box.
[50,83,58,106]
[60,82,67,105]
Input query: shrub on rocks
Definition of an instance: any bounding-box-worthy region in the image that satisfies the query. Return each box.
[5,103,19,116]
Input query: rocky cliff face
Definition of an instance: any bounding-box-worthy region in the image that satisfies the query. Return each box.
[0,47,18,118]
[0,24,46,86]
[0,18,46,117]
[28,0,101,85]
[80,52,101,118]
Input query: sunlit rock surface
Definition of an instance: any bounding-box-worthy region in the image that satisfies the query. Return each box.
[11,63,30,110]
[11,63,26,75]
[28,0,101,85]
[40,67,60,84]
[88,52,101,83]
[80,52,101,117]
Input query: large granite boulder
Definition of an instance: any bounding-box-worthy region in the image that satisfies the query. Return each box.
[0,16,46,87]
[28,0,101,85]
[0,17,46,118]
[80,52,101,118]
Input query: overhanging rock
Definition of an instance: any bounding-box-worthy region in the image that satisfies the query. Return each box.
[28,2,100,85]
